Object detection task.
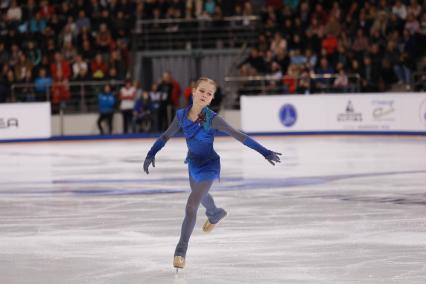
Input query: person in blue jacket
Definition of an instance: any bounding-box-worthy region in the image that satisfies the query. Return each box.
[97,84,116,134]
[143,77,281,270]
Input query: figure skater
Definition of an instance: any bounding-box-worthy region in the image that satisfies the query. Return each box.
[143,77,281,270]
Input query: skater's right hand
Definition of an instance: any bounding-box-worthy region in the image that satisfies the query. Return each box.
[143,155,155,174]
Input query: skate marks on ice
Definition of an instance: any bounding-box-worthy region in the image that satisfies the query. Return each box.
[0,169,425,197]
[0,136,426,283]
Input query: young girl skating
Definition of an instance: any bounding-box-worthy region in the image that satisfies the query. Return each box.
[143,77,281,270]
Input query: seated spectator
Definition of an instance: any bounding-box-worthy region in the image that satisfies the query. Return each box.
[395,51,414,89]
[6,0,22,28]
[59,22,75,49]
[289,34,303,51]
[108,50,126,80]
[405,13,420,35]
[270,32,287,56]
[8,44,21,68]
[290,49,305,66]
[360,56,380,92]
[29,12,47,35]
[91,54,108,80]
[392,0,407,20]
[415,65,426,91]
[96,23,114,53]
[14,52,33,82]
[26,41,41,66]
[270,62,283,80]
[283,64,299,94]
[333,68,349,93]
[50,52,71,81]
[107,67,120,81]
[77,27,94,49]
[80,40,96,61]
[296,65,312,94]
[62,42,78,62]
[18,69,34,101]
[76,10,91,34]
[352,29,369,56]
[380,58,398,91]
[72,54,88,80]
[322,33,338,56]
[303,49,318,69]
[273,49,290,75]
[315,57,335,91]
[39,0,55,20]
[0,43,9,67]
[407,0,421,18]
[239,48,267,74]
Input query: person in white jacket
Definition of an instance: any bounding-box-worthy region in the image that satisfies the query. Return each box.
[119,79,136,133]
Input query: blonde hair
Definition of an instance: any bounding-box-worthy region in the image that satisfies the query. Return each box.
[194,77,218,90]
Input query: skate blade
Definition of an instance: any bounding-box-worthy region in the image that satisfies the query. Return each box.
[173,256,185,270]
[203,212,227,233]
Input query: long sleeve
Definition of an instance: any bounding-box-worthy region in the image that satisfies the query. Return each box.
[147,115,181,157]
[211,115,248,142]
[160,115,181,142]
[211,115,270,157]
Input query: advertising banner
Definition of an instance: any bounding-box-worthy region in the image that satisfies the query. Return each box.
[0,102,51,140]
[241,94,426,133]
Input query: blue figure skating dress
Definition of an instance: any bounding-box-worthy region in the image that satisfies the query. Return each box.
[144,104,279,182]
[176,105,220,182]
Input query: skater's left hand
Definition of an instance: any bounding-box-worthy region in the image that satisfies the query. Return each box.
[143,155,155,174]
[265,151,282,166]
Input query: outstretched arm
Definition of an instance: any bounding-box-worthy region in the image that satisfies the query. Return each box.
[211,116,282,165]
[143,115,180,174]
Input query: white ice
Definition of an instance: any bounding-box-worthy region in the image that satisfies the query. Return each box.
[0,135,426,284]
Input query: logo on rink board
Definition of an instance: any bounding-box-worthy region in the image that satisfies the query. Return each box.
[279,104,297,127]
[0,118,19,129]
[372,100,395,121]
[420,100,426,126]
[337,101,362,122]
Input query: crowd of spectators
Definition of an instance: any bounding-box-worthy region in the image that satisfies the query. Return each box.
[1,0,426,114]
[96,70,222,135]
[238,0,426,93]
[0,0,134,104]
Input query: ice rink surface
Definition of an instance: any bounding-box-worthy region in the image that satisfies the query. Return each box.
[0,135,426,284]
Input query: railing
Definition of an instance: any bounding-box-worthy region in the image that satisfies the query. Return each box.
[133,16,260,50]
[10,80,125,114]
[224,73,362,109]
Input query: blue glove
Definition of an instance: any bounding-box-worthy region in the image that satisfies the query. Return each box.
[144,138,166,174]
[243,137,282,165]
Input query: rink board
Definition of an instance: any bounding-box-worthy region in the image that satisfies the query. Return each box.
[241,93,426,133]
[0,102,51,140]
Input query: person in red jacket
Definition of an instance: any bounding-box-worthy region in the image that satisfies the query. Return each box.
[50,52,70,81]
[91,54,108,80]
[170,73,181,109]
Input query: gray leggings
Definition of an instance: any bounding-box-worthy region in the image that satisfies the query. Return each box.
[174,176,222,257]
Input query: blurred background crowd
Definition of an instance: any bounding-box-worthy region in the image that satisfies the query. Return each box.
[0,0,425,134]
